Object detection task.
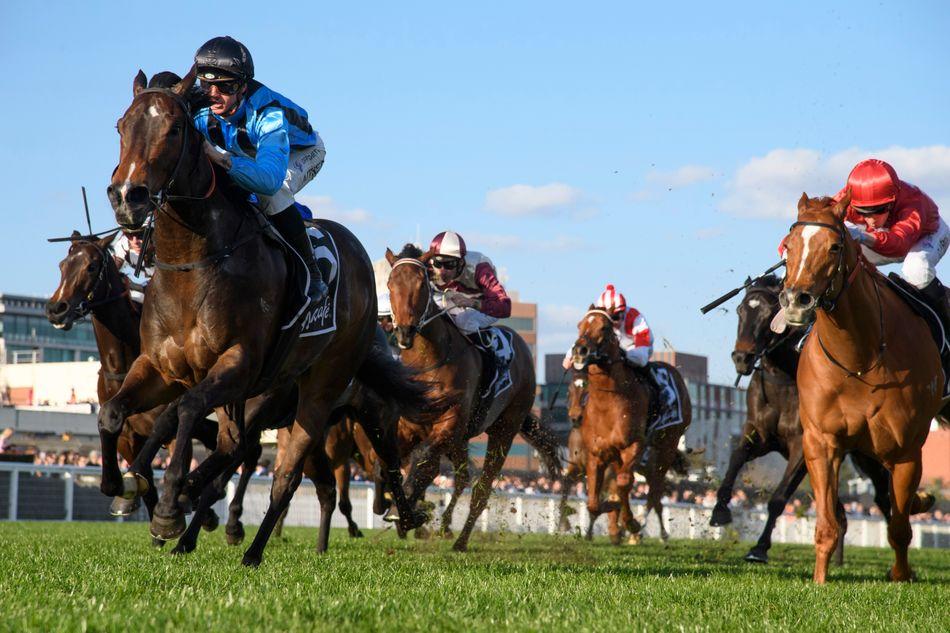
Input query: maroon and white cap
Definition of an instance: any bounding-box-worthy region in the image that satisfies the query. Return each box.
[595,284,626,314]
[430,231,467,259]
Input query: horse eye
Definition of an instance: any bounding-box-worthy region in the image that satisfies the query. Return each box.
[830,243,842,253]
[169,126,181,136]
[87,264,96,273]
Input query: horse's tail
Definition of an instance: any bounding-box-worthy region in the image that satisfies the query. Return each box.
[356,343,453,425]
[519,414,563,478]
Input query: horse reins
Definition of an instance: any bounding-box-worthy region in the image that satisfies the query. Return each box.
[789,220,887,379]
[63,239,130,321]
[572,309,621,369]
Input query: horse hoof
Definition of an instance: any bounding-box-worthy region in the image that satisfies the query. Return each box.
[151,536,167,549]
[439,527,454,540]
[350,529,364,538]
[202,510,220,532]
[121,472,149,500]
[709,505,733,527]
[609,533,622,546]
[452,540,468,553]
[225,525,245,547]
[915,492,936,514]
[241,553,262,568]
[627,534,642,545]
[886,568,917,582]
[170,541,196,556]
[110,495,140,517]
[744,550,768,564]
[150,512,186,541]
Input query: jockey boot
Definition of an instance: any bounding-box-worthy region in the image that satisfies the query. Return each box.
[271,205,328,304]
[920,277,950,340]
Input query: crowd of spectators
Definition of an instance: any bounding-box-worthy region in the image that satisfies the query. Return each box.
[2,428,948,524]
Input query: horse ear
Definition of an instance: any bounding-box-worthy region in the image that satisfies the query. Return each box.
[172,65,197,97]
[797,192,809,213]
[744,276,752,285]
[385,248,397,266]
[96,233,115,250]
[833,188,851,221]
[588,303,596,310]
[71,230,82,239]
[419,248,436,264]
[133,70,147,96]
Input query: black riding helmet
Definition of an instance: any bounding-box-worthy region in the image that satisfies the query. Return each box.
[194,36,254,82]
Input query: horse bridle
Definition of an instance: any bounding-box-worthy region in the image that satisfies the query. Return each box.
[389,258,448,334]
[787,220,887,378]
[65,239,130,321]
[131,88,217,210]
[572,309,620,369]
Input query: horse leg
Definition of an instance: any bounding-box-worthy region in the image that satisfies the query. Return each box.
[108,427,142,517]
[886,457,922,582]
[242,399,331,568]
[710,432,758,527]
[558,471,579,533]
[803,430,843,584]
[151,350,252,541]
[440,446,469,538]
[452,426,517,552]
[616,443,644,543]
[584,454,606,541]
[225,439,262,546]
[337,461,362,538]
[850,452,892,520]
[305,449,337,554]
[833,499,849,567]
[745,448,806,563]
[98,358,182,497]
[171,460,239,556]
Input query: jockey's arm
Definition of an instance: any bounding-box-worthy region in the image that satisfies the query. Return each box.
[227,108,291,196]
[619,309,654,368]
[870,209,924,258]
[474,263,511,318]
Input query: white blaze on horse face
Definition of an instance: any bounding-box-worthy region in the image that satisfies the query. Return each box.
[147,105,160,117]
[797,226,821,281]
[747,298,761,309]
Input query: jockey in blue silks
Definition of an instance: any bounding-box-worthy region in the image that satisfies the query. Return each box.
[192,35,328,302]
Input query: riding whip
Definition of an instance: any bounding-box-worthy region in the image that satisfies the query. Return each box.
[547,367,569,410]
[700,260,786,314]
[134,215,154,278]
[81,186,92,236]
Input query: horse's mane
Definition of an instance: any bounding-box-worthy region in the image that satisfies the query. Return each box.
[397,243,424,259]
[750,273,782,294]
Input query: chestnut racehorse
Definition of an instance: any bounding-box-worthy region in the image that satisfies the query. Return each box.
[781,192,946,583]
[102,69,433,566]
[712,273,892,564]
[45,232,219,527]
[385,244,561,551]
[569,308,692,544]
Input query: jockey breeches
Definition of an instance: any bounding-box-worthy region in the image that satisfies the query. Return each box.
[862,218,950,288]
[257,143,326,216]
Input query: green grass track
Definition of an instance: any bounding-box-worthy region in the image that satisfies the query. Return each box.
[1,523,947,632]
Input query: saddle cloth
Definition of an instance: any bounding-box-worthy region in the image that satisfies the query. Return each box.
[467,327,516,436]
[645,364,686,434]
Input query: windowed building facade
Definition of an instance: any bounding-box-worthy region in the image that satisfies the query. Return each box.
[0,294,99,364]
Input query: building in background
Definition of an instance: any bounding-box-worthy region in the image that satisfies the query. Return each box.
[0,293,99,365]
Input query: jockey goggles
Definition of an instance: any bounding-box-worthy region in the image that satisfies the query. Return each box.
[430,256,462,270]
[853,203,892,217]
[199,78,244,96]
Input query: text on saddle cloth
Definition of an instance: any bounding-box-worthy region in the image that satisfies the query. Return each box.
[280,224,341,337]
[648,365,685,434]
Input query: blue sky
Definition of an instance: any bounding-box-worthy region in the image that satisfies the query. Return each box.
[2,2,948,383]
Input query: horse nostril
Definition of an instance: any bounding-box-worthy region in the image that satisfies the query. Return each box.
[798,293,813,307]
[125,186,150,206]
[47,301,68,317]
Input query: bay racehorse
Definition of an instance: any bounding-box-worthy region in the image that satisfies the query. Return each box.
[781,192,946,583]
[45,232,219,528]
[711,274,892,564]
[385,244,561,551]
[569,307,692,544]
[102,69,435,566]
